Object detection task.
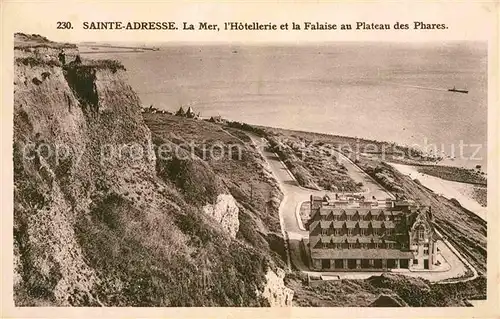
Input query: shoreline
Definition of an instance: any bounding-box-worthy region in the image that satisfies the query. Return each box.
[388,163,487,221]
[245,120,487,175]
[218,118,488,220]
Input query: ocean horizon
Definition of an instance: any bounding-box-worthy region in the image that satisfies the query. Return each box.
[83,42,487,169]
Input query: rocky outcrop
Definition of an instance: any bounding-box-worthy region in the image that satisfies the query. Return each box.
[202,194,240,239]
[259,268,294,307]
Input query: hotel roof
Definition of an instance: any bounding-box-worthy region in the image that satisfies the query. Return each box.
[311,235,398,247]
[312,220,397,230]
[318,207,404,216]
[311,248,414,259]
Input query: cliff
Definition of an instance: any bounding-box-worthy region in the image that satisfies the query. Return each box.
[13,34,290,306]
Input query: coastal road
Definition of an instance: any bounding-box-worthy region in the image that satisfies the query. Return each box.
[330,148,395,200]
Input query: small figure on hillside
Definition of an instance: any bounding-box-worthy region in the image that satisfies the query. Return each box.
[186,106,195,118]
[175,106,185,117]
[58,49,66,65]
[74,54,82,64]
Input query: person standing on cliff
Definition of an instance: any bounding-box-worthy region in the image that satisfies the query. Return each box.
[58,49,66,65]
[74,54,82,64]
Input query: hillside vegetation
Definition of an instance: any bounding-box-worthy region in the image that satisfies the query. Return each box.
[287,273,485,307]
[13,34,291,306]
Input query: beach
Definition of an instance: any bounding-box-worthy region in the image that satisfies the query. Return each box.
[389,163,487,220]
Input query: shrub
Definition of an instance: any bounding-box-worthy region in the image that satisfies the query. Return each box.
[81,59,126,72]
[16,57,61,68]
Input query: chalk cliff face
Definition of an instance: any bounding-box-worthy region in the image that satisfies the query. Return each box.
[203,194,240,239]
[259,268,294,307]
[13,33,289,307]
[14,36,169,306]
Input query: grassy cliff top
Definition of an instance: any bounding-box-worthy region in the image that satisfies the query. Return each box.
[14,32,77,49]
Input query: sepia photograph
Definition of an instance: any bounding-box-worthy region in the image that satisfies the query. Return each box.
[2,1,498,317]
[12,33,488,307]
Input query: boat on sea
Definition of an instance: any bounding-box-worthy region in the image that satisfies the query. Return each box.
[448,86,468,94]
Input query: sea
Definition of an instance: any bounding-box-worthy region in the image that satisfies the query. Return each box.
[82,42,488,169]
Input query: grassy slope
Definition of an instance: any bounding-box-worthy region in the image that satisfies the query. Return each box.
[143,114,283,236]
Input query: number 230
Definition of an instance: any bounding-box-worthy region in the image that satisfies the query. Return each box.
[57,21,73,29]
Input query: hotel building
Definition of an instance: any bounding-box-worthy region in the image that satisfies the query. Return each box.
[307,195,439,271]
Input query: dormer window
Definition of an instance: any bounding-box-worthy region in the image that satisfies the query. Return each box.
[417,225,425,240]
[341,211,347,221]
[353,211,359,221]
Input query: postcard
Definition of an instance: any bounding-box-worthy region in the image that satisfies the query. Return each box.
[1,1,498,318]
